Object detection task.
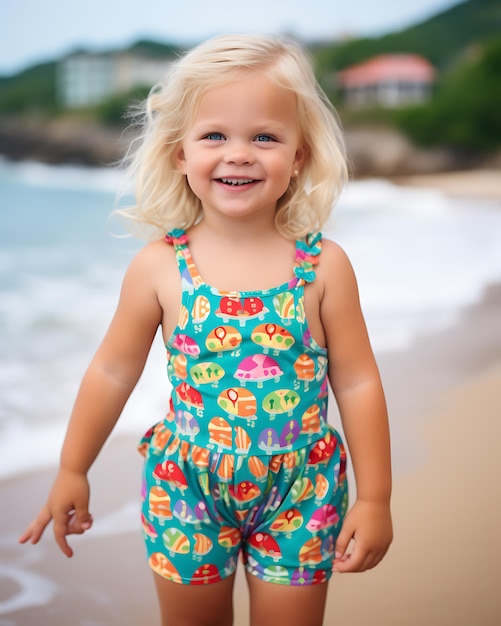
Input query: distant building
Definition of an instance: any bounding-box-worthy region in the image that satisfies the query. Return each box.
[57,50,172,108]
[337,54,436,108]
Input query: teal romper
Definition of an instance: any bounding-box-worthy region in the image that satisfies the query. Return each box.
[139,229,348,586]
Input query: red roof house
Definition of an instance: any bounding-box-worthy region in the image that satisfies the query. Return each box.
[337,54,436,108]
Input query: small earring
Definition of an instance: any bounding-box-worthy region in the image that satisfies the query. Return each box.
[293,169,299,177]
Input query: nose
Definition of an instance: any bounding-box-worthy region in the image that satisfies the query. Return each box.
[223,140,254,165]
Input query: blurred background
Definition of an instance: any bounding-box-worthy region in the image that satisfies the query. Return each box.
[1,1,500,625]
[0,0,500,173]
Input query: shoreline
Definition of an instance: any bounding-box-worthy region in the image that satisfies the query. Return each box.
[2,278,501,624]
[391,169,501,199]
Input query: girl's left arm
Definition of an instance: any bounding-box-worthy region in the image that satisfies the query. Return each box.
[319,240,393,573]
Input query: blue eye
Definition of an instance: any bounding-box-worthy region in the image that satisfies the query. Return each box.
[205,132,224,141]
[255,134,275,142]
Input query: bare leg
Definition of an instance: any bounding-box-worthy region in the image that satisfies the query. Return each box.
[153,572,235,626]
[246,571,329,626]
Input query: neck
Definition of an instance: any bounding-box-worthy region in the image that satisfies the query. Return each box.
[192,212,281,244]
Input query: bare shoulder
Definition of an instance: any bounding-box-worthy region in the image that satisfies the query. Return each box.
[320,237,352,265]
[124,238,177,287]
[122,238,182,338]
[318,237,359,294]
[128,237,176,270]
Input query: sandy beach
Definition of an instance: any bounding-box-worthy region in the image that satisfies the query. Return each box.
[393,168,501,199]
[1,175,500,626]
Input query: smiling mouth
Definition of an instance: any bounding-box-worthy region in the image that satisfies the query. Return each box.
[217,178,257,186]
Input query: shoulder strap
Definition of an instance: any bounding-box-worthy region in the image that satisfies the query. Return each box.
[165,229,203,289]
[294,232,322,285]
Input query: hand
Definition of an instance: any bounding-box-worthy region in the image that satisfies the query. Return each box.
[18,469,93,558]
[333,499,393,573]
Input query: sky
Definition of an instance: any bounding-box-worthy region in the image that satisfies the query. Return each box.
[1,0,461,76]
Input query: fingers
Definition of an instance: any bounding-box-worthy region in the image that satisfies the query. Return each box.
[332,500,393,573]
[333,528,388,573]
[53,508,93,558]
[333,526,383,573]
[19,471,94,558]
[19,505,93,559]
[333,545,384,573]
[53,512,76,557]
[18,505,52,545]
[67,511,93,535]
[333,523,353,564]
[74,503,93,532]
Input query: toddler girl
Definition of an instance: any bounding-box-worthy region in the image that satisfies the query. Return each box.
[20,34,392,626]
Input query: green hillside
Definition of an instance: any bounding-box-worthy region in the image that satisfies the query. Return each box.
[128,40,184,57]
[0,61,57,115]
[314,0,501,73]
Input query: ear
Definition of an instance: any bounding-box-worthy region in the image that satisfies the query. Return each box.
[292,144,307,176]
[174,145,187,174]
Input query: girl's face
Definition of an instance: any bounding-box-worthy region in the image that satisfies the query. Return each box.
[175,71,305,223]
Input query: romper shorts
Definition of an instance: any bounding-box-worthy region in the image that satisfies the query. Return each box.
[138,419,348,586]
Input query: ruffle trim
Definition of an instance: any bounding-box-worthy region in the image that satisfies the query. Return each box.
[165,228,188,246]
[294,232,322,284]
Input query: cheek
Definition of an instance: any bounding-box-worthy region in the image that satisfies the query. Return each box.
[183,149,213,174]
[269,158,295,188]
[185,173,203,194]
[184,160,210,196]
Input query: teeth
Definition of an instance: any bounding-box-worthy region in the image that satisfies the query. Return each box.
[220,178,254,186]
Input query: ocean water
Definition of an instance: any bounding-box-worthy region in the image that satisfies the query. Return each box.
[1,159,501,481]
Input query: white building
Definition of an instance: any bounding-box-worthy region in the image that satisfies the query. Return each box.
[57,50,172,108]
[337,54,436,108]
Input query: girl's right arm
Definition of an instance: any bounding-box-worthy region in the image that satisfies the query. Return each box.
[19,242,165,557]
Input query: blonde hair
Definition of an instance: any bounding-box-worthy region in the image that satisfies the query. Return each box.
[119,34,347,239]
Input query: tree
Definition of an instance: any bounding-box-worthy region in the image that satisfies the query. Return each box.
[398,38,501,151]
